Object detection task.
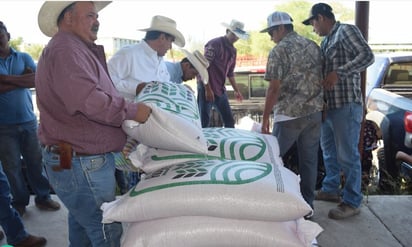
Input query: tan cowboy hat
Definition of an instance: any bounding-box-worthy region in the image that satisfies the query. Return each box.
[182,49,209,84]
[221,19,249,40]
[38,1,111,37]
[139,15,185,47]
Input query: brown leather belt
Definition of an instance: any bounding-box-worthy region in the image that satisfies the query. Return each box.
[42,145,89,157]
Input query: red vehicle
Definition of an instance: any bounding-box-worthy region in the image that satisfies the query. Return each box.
[395,111,412,181]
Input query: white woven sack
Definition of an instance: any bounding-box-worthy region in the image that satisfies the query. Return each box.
[235,115,263,132]
[121,216,323,247]
[122,82,207,154]
[101,159,312,223]
[129,127,283,173]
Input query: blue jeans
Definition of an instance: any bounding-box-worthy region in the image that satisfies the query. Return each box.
[197,85,235,128]
[272,111,322,208]
[126,171,141,189]
[0,163,29,245]
[320,102,363,208]
[42,150,122,247]
[0,120,52,207]
[115,169,128,194]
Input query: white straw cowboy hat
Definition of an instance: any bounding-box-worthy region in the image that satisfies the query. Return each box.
[38,1,111,37]
[182,49,209,84]
[139,15,185,47]
[221,19,249,40]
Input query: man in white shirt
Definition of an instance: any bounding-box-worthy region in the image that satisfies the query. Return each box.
[108,15,185,101]
[108,15,185,189]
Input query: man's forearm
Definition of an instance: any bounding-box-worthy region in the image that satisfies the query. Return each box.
[0,73,36,88]
[0,83,19,93]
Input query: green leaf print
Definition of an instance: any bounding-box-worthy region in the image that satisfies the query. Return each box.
[129,160,272,197]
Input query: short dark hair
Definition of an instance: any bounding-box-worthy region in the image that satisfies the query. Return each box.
[144,31,174,42]
[181,57,189,63]
[268,24,293,35]
[181,57,195,69]
[0,21,7,32]
[0,21,10,40]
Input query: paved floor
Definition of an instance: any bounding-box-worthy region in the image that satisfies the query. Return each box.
[1,195,411,247]
[313,195,411,247]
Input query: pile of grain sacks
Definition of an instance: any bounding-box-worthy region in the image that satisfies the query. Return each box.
[103,82,322,247]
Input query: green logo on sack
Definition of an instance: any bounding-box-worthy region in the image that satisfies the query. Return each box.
[137,82,199,120]
[129,160,272,197]
[151,128,267,161]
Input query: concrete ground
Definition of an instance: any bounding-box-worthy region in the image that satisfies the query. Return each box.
[313,195,411,247]
[1,195,411,247]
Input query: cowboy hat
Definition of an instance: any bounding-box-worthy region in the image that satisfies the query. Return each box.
[182,49,209,84]
[221,19,249,40]
[139,15,185,47]
[38,1,111,37]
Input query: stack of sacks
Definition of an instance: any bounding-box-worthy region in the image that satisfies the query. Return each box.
[129,127,284,173]
[110,81,323,246]
[101,159,323,246]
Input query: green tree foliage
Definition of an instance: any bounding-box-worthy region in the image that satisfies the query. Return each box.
[24,43,45,61]
[9,37,23,51]
[9,37,44,61]
[234,0,354,64]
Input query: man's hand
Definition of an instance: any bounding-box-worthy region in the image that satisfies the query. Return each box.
[136,82,147,96]
[235,91,243,102]
[0,67,35,92]
[261,118,270,134]
[322,71,338,90]
[23,67,34,75]
[135,102,152,123]
[205,85,214,102]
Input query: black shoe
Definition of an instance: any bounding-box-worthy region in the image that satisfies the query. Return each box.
[14,234,47,247]
[35,199,61,211]
[0,230,4,240]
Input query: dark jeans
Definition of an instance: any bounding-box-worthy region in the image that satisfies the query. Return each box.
[197,85,235,128]
[0,120,52,207]
[0,163,29,245]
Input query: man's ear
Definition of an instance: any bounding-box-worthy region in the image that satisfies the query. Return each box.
[7,32,10,41]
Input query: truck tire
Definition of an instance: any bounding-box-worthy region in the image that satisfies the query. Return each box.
[377,147,397,193]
